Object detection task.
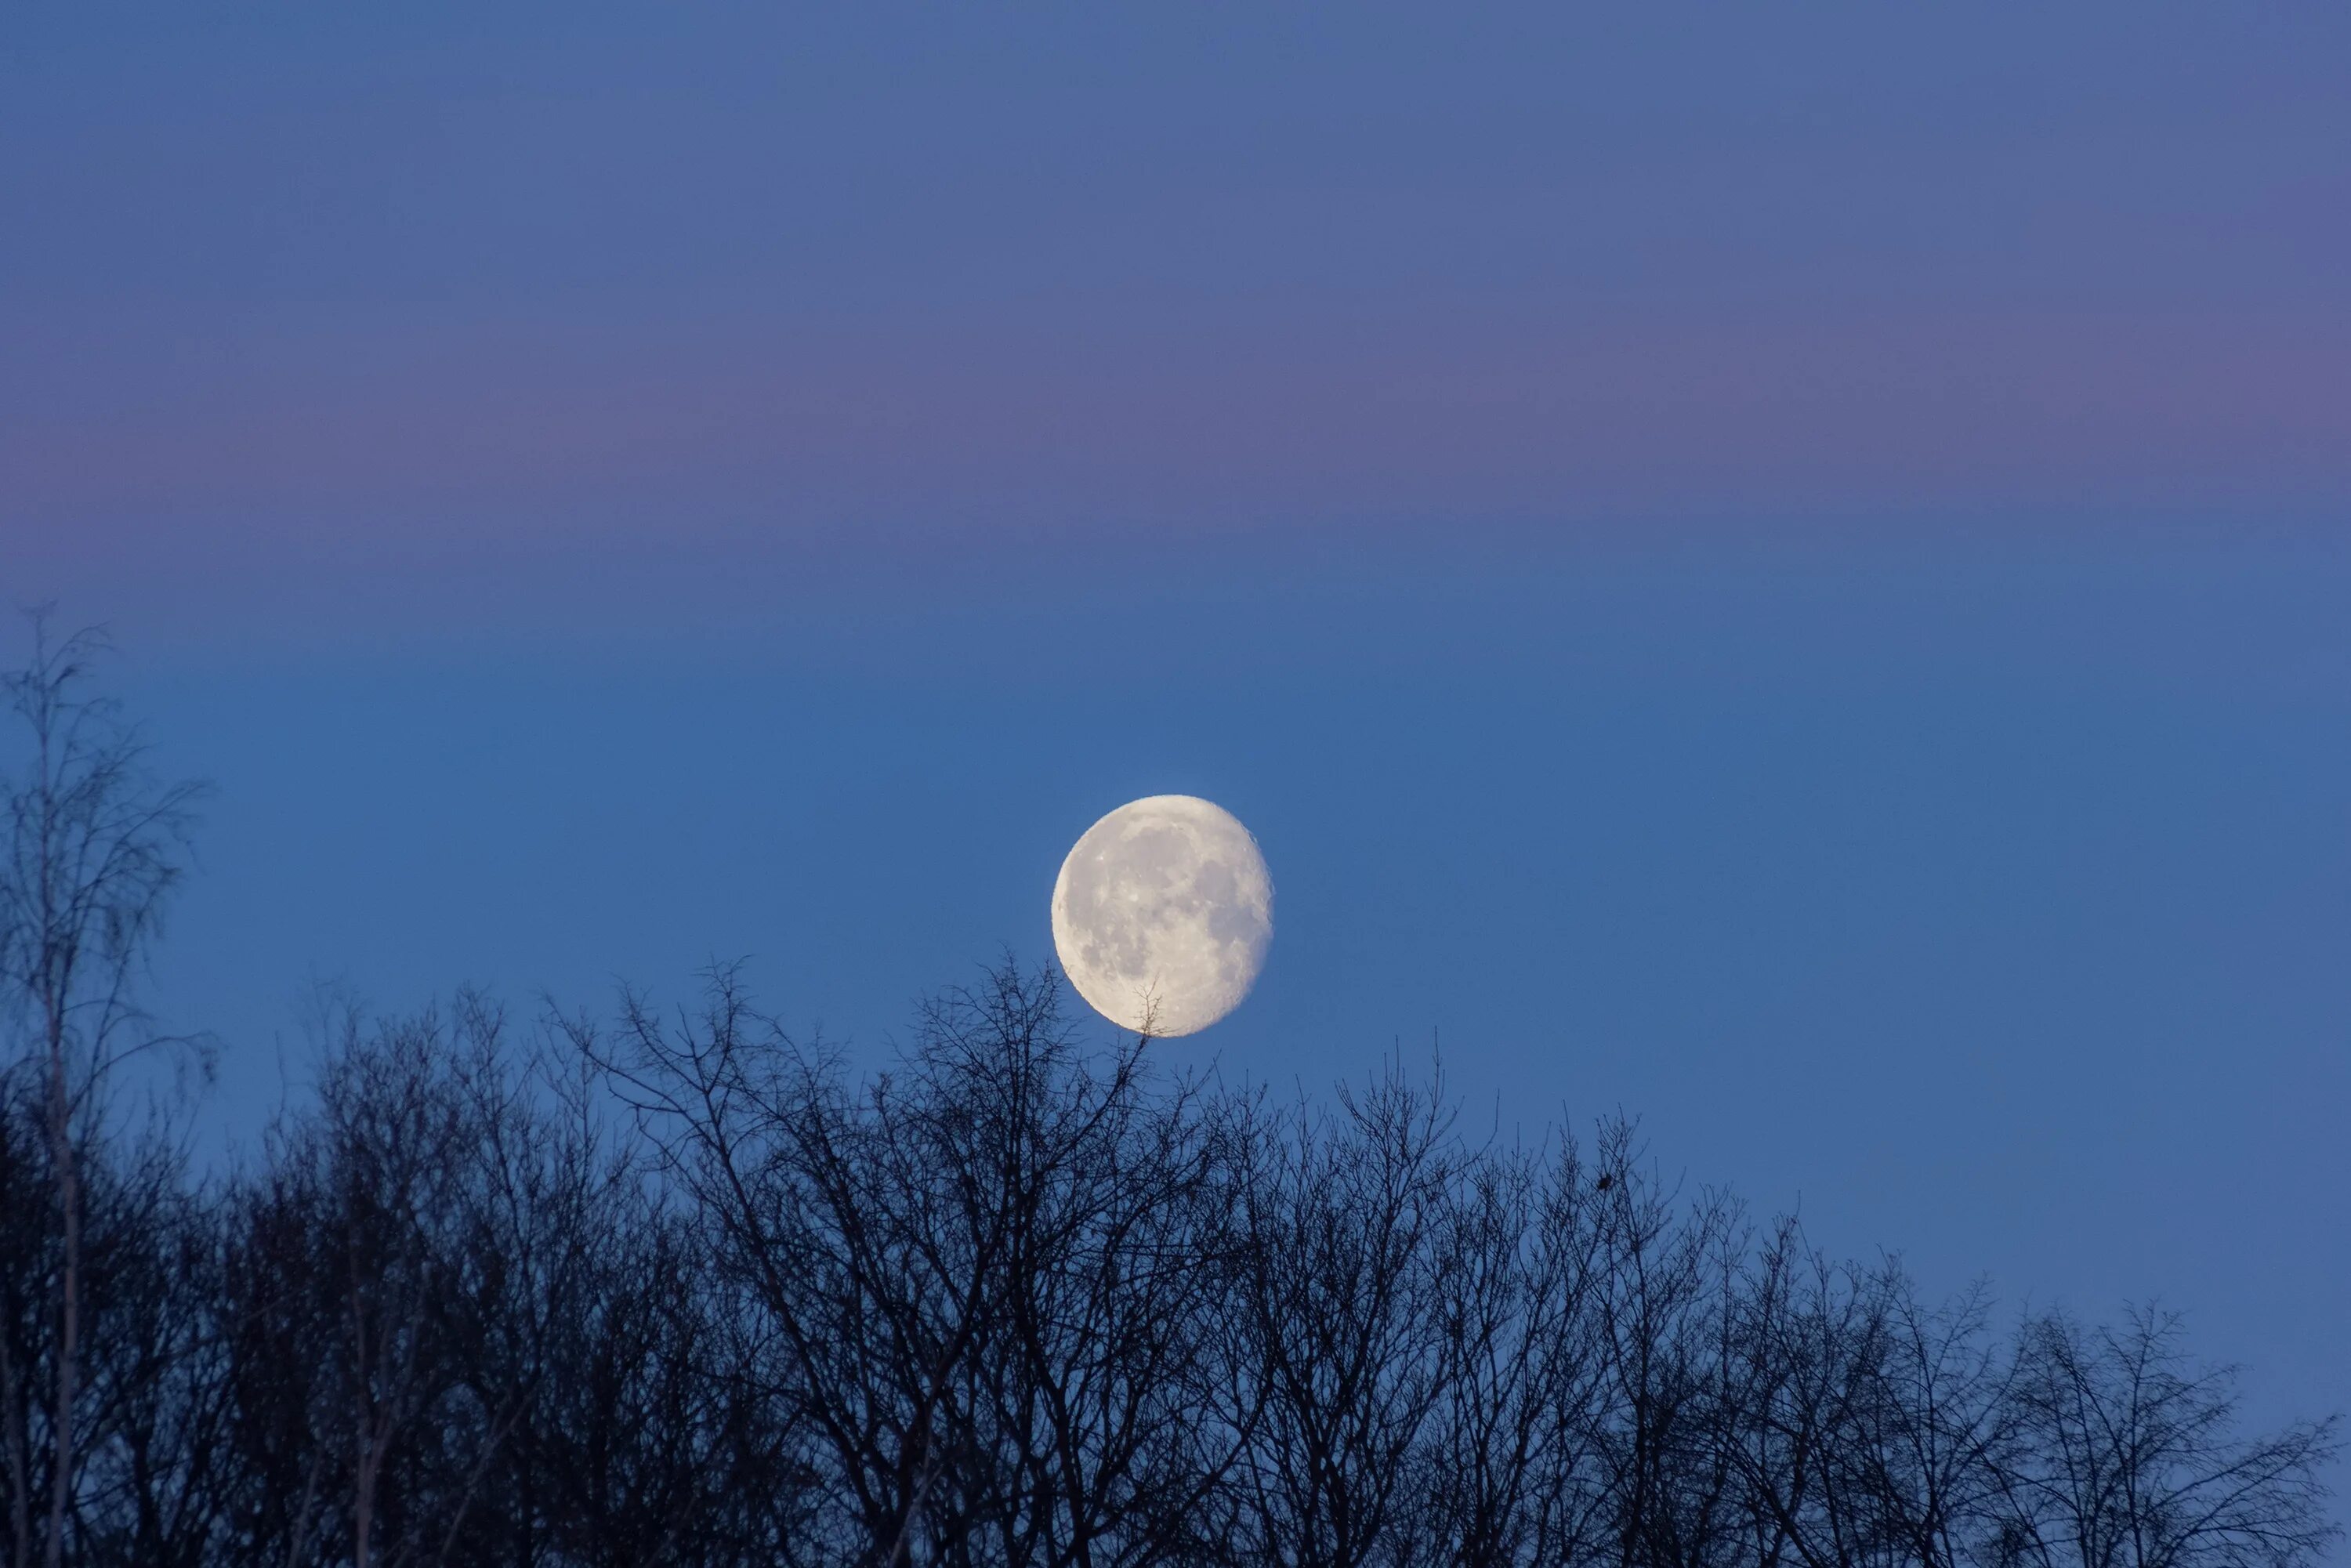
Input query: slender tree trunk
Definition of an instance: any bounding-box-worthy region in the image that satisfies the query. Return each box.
[42,1055,73,1568]
[38,744,73,1568]
[280,1447,326,1568]
[350,1272,376,1568]
[353,1448,374,1568]
[1,1320,31,1568]
[353,1405,386,1568]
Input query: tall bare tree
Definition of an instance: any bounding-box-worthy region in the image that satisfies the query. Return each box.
[0,617,205,1568]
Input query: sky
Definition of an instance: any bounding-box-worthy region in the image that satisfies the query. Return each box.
[4,2,2348,1455]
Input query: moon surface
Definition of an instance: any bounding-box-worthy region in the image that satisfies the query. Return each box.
[1051,795,1273,1037]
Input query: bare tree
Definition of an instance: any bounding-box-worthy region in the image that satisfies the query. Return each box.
[1225,1058,1461,1568]
[1698,1219,1884,1568]
[219,994,615,1568]
[918,967,1241,1568]
[49,1122,233,1568]
[573,960,1253,1568]
[1575,1121,1739,1568]
[1423,1128,1615,1568]
[574,964,989,1567]
[0,616,205,1568]
[2000,1306,2341,1568]
[516,1186,792,1568]
[1850,1275,2032,1568]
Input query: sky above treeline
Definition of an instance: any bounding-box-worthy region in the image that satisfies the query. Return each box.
[4,2,2347,1463]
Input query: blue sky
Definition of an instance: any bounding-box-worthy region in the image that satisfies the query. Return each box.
[5,1,2348,1454]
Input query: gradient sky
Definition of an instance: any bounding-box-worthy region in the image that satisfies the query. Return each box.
[5,2,2348,1468]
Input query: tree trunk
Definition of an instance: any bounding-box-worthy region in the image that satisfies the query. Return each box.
[42,1066,73,1568]
[1,1320,31,1568]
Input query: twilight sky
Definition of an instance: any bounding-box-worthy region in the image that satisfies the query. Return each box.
[4,2,2348,1451]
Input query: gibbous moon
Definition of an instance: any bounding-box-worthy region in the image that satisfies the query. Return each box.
[1051,795,1273,1037]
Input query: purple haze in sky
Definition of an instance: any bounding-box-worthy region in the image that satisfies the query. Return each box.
[6,4,2348,631]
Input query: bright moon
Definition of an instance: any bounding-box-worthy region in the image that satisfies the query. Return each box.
[1051,795,1273,1037]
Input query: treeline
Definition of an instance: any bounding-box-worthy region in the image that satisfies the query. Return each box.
[3,971,2342,1568]
[1,628,2341,1568]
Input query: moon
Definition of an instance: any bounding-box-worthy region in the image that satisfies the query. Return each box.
[1051,795,1273,1037]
